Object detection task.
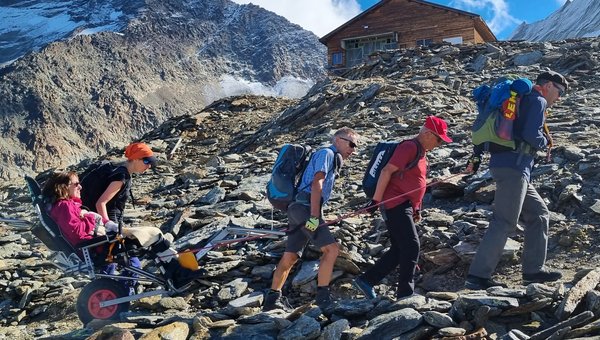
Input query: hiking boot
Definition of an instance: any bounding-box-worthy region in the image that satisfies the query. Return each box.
[173,267,205,289]
[464,275,507,290]
[162,260,205,289]
[315,286,333,309]
[352,277,376,299]
[262,289,293,312]
[523,268,562,284]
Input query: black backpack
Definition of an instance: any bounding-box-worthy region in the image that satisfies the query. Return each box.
[362,140,423,198]
[80,161,128,213]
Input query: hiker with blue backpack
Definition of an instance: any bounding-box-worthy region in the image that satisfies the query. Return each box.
[464,71,568,290]
[263,127,360,311]
[353,116,452,300]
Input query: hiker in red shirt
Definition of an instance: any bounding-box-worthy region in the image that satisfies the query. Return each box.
[353,116,452,299]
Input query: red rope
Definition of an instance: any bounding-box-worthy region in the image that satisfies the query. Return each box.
[317,172,465,228]
[164,172,466,259]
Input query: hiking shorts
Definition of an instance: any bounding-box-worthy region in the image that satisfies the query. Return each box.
[284,202,337,257]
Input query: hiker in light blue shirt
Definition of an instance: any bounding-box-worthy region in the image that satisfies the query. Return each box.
[263,127,359,311]
[296,146,339,205]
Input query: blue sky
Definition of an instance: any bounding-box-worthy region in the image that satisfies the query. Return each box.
[232,0,567,40]
[358,0,566,39]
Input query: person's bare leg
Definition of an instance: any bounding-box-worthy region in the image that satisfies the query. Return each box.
[317,243,340,286]
[271,252,299,290]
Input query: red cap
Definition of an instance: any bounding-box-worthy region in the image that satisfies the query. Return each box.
[424,116,452,143]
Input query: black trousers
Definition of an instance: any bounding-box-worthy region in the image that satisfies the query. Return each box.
[361,201,419,298]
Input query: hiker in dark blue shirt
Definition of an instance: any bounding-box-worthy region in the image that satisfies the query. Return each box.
[465,70,568,290]
[263,127,359,311]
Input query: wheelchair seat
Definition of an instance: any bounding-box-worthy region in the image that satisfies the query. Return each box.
[25,176,114,274]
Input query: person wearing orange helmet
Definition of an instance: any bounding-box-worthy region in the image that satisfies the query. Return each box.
[78,142,201,290]
[93,142,157,225]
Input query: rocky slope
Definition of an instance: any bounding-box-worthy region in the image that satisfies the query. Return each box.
[510,0,600,41]
[1,38,600,339]
[0,0,326,179]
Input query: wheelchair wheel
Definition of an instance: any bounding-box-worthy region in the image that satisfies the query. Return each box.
[76,278,130,325]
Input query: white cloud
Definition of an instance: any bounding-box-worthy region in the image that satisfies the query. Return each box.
[230,0,362,37]
[449,0,521,37]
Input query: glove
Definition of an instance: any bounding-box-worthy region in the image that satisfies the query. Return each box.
[304,216,320,232]
[466,156,481,173]
[95,225,107,236]
[365,200,380,215]
[105,220,119,232]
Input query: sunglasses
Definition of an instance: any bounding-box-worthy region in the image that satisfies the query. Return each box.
[142,158,153,165]
[69,182,80,187]
[340,137,357,149]
[552,82,565,97]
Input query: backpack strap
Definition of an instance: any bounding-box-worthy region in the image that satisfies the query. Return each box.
[392,139,423,178]
[396,139,423,170]
[328,146,343,175]
[405,139,423,169]
[295,146,340,198]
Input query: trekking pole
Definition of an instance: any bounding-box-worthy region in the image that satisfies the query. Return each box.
[543,116,553,163]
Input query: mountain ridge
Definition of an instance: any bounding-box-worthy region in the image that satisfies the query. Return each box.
[509,0,600,41]
[0,0,326,179]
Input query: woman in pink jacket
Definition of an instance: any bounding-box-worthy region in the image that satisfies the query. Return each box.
[44,171,115,246]
[42,171,203,289]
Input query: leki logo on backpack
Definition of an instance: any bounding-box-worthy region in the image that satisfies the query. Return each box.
[471,77,532,153]
[502,91,518,120]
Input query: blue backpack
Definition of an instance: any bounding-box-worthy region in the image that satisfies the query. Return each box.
[267,144,342,211]
[362,140,422,198]
[266,144,313,211]
[471,77,533,153]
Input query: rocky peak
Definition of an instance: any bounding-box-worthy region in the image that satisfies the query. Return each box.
[0,0,326,179]
[0,0,146,65]
[509,0,600,41]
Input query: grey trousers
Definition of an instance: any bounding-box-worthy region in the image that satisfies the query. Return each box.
[468,167,549,279]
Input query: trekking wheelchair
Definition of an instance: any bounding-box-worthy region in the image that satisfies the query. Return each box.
[23,176,286,324]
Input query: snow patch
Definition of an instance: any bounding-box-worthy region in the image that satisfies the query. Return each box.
[509,0,600,41]
[218,75,314,98]
[76,24,120,36]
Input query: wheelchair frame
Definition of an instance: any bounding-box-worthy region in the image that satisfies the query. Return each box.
[22,176,286,321]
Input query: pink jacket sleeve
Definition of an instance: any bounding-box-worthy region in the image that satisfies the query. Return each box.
[50,200,95,245]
